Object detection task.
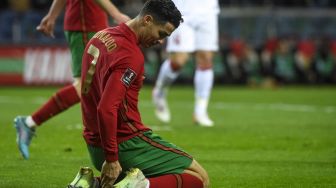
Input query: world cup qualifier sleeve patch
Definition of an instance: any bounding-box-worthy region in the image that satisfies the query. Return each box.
[121,68,137,87]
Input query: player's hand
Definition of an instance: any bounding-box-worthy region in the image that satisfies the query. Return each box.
[101,160,122,188]
[36,15,55,38]
[114,13,131,24]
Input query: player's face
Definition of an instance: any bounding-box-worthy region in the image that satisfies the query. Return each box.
[142,22,175,48]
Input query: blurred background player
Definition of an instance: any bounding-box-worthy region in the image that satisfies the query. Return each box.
[13,0,130,159]
[152,0,219,127]
[67,0,209,187]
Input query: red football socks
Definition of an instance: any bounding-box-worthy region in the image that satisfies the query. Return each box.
[32,85,80,125]
[148,173,203,188]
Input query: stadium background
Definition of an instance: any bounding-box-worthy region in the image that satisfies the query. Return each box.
[0,1,335,187]
[1,0,336,86]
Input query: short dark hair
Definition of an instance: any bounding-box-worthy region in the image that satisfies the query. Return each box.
[140,0,183,28]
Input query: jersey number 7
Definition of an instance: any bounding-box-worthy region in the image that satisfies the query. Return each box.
[82,44,100,94]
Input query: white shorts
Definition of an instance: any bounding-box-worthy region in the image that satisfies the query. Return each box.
[166,13,219,53]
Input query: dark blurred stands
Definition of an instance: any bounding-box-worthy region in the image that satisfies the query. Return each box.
[217,0,336,85]
[0,0,64,44]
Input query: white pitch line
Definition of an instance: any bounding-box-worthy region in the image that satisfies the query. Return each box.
[140,101,336,114]
[1,96,335,114]
[0,96,47,104]
[66,124,83,130]
[147,125,172,131]
[213,102,317,112]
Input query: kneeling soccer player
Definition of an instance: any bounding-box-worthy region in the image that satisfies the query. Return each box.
[68,0,209,187]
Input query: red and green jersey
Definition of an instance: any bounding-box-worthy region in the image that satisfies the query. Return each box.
[81,23,150,162]
[64,0,108,32]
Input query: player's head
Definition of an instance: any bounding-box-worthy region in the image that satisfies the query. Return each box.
[136,0,183,47]
[140,0,183,29]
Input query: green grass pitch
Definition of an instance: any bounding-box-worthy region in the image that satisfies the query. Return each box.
[0,85,335,187]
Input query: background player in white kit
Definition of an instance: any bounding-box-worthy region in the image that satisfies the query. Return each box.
[152,0,219,127]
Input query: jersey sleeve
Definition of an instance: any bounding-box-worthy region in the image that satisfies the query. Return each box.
[97,56,142,162]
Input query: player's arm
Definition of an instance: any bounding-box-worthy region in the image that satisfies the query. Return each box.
[36,0,66,38]
[94,0,130,24]
[98,63,139,185]
[98,68,128,162]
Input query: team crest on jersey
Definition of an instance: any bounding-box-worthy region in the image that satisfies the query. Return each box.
[121,68,137,87]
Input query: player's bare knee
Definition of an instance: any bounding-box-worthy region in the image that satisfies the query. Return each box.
[169,52,189,71]
[196,51,214,70]
[197,63,213,70]
[170,61,184,71]
[185,159,210,186]
[198,170,210,187]
[196,58,213,70]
